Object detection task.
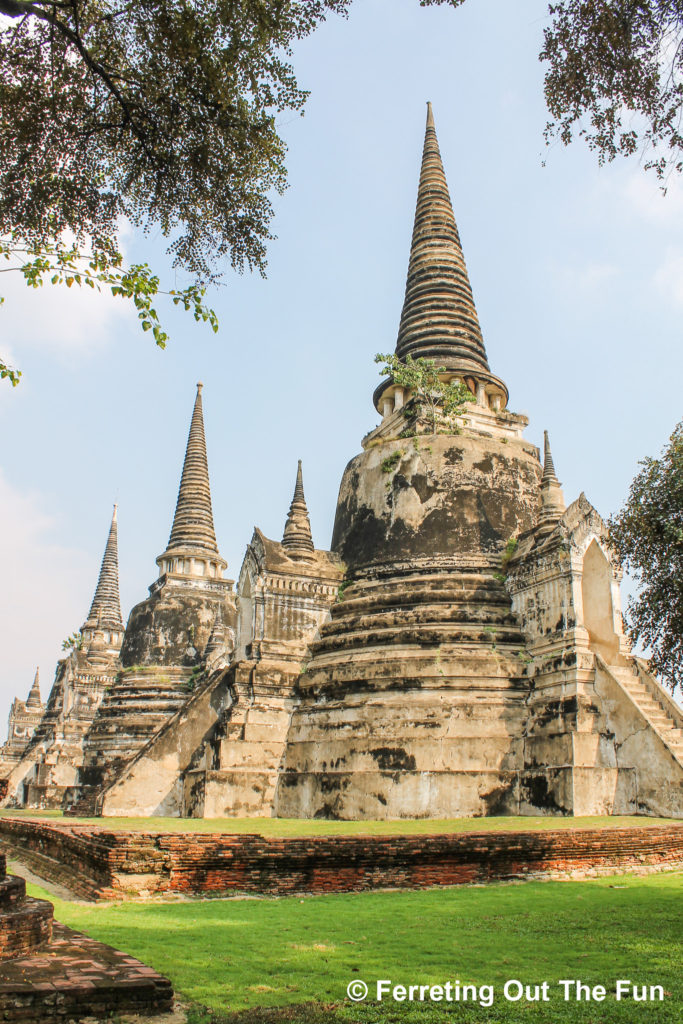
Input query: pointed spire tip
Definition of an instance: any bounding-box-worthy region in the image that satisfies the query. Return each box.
[282,459,314,554]
[426,101,434,127]
[163,383,220,557]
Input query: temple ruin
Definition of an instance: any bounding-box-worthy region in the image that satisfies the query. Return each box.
[2,105,682,820]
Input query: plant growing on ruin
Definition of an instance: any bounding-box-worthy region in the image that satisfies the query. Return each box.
[375,353,474,435]
[381,450,404,474]
[608,420,683,692]
[61,631,82,652]
[501,537,519,570]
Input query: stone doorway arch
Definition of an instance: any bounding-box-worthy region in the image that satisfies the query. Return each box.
[581,539,620,661]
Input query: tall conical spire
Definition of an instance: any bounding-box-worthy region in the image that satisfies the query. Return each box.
[25,668,42,709]
[374,105,507,413]
[542,430,557,483]
[85,505,123,630]
[539,430,565,524]
[395,102,491,376]
[165,383,220,555]
[282,460,314,556]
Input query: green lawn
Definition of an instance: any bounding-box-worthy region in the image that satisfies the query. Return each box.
[20,869,682,1024]
[1,809,678,836]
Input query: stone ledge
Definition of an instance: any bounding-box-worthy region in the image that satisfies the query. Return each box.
[2,818,683,900]
[0,923,173,1022]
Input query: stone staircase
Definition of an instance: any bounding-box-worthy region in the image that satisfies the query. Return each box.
[66,666,194,815]
[0,852,53,961]
[607,661,683,766]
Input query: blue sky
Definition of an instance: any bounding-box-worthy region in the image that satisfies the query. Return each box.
[1,0,681,721]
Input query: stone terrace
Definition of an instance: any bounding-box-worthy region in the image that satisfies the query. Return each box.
[1,817,682,901]
[0,851,173,1022]
[0,924,173,1023]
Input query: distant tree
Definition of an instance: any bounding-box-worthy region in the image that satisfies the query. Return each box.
[375,352,474,434]
[608,422,683,692]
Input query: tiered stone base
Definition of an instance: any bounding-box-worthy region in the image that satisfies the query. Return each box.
[1,819,682,900]
[0,924,173,1022]
[277,566,532,818]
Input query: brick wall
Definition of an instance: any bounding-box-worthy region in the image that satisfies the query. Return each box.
[1,818,682,901]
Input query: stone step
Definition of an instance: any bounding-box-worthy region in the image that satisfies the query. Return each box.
[313,622,528,655]
[333,590,517,620]
[651,712,675,729]
[324,606,523,638]
[0,922,173,1021]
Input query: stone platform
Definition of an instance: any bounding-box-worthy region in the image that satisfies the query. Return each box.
[0,923,173,1022]
[0,849,173,1022]
[1,818,682,900]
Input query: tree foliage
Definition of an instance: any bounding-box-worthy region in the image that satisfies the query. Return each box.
[0,0,466,384]
[0,0,353,383]
[608,422,683,692]
[542,1,683,179]
[0,236,218,385]
[0,0,354,280]
[375,352,474,434]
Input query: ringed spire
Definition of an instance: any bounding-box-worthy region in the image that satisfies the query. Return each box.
[84,504,123,631]
[165,383,220,556]
[26,668,42,710]
[282,460,314,556]
[375,103,508,413]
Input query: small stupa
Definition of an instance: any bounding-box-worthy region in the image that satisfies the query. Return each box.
[0,507,123,807]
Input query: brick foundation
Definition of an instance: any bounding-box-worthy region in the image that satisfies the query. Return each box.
[0,853,52,962]
[2,817,682,900]
[0,849,174,1020]
[0,924,173,1022]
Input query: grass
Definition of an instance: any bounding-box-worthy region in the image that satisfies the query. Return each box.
[19,868,683,1024]
[1,810,678,836]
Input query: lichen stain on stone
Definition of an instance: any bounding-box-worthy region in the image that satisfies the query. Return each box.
[521,773,568,814]
[370,748,417,772]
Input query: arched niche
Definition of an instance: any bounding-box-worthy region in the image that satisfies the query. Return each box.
[581,539,619,661]
[236,571,254,661]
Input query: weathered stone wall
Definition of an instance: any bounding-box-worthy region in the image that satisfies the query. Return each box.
[1,649,119,810]
[1,820,682,900]
[121,579,235,668]
[332,432,541,572]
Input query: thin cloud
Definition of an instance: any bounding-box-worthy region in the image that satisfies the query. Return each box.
[0,470,91,726]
